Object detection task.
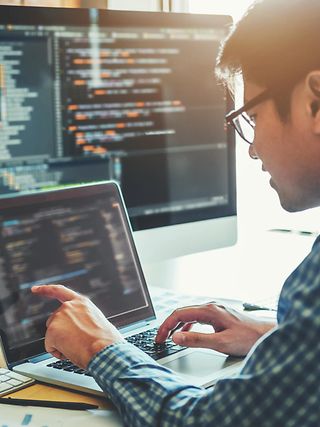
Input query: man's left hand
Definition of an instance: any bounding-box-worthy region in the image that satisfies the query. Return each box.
[32,284,124,369]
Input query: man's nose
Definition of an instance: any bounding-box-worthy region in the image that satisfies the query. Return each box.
[249,143,258,159]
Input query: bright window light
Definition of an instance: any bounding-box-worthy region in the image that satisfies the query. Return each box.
[188,0,320,235]
[188,0,255,21]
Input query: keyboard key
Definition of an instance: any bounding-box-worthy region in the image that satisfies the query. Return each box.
[7,379,22,387]
[47,359,91,376]
[6,372,33,383]
[0,368,34,396]
[0,383,13,392]
[126,327,186,360]
[74,369,86,374]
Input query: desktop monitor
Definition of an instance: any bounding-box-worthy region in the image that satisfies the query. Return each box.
[0,6,236,264]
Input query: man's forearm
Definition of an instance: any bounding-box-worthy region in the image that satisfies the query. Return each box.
[88,342,207,427]
[88,317,304,427]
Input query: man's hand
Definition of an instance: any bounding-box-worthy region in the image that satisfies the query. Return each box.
[32,284,124,369]
[156,303,275,357]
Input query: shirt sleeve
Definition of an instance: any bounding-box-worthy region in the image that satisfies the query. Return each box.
[87,312,319,427]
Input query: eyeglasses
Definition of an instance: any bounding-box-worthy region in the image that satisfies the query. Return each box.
[226,89,271,144]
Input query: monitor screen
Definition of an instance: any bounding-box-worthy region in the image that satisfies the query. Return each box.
[0,6,235,241]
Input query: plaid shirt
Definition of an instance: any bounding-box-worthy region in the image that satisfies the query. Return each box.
[89,236,320,427]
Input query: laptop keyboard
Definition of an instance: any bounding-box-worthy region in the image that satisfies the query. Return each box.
[47,360,92,376]
[0,368,35,396]
[126,327,186,360]
[47,327,185,374]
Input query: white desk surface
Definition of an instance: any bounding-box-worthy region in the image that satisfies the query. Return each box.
[143,229,315,304]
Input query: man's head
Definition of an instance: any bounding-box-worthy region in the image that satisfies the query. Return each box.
[216,0,320,212]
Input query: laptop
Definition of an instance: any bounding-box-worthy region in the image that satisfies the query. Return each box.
[0,182,243,395]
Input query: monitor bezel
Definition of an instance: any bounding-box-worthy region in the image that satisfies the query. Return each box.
[0,5,232,29]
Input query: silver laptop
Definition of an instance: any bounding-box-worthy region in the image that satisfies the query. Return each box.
[0,182,242,395]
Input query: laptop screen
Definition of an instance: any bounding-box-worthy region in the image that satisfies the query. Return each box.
[0,182,154,363]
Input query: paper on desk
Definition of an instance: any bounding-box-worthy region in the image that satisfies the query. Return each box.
[0,404,122,427]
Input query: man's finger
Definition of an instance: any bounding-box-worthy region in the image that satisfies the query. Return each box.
[172,331,221,350]
[181,323,193,332]
[46,313,54,328]
[44,332,66,359]
[32,284,80,303]
[156,304,223,343]
[46,310,61,328]
[44,336,56,355]
[51,350,66,360]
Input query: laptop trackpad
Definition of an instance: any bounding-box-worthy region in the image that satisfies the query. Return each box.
[163,351,228,377]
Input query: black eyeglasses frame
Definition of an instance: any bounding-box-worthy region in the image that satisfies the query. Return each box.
[225,89,271,144]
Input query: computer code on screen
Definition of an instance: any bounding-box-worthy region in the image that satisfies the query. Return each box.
[0,191,149,350]
[0,7,235,231]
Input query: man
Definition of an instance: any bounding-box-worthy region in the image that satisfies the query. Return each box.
[32,0,320,425]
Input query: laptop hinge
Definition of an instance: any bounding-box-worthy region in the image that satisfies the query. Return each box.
[119,316,155,334]
[9,352,51,368]
[28,353,52,363]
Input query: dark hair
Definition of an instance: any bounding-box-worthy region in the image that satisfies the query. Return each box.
[216,0,320,118]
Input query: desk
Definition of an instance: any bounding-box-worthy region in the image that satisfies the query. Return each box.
[6,382,110,409]
[3,383,122,427]
[142,229,315,303]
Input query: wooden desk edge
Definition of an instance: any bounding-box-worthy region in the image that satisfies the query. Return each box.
[6,381,112,409]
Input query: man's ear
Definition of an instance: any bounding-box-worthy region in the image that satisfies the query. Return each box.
[306,71,320,134]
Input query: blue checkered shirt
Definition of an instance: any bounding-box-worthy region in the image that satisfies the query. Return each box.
[88,236,320,426]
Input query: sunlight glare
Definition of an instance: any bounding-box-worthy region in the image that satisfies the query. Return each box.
[188,0,255,21]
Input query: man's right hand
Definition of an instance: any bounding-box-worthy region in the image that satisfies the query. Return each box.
[155,303,275,357]
[32,284,124,369]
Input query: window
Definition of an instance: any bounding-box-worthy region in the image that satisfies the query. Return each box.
[107,0,159,11]
[188,0,254,20]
